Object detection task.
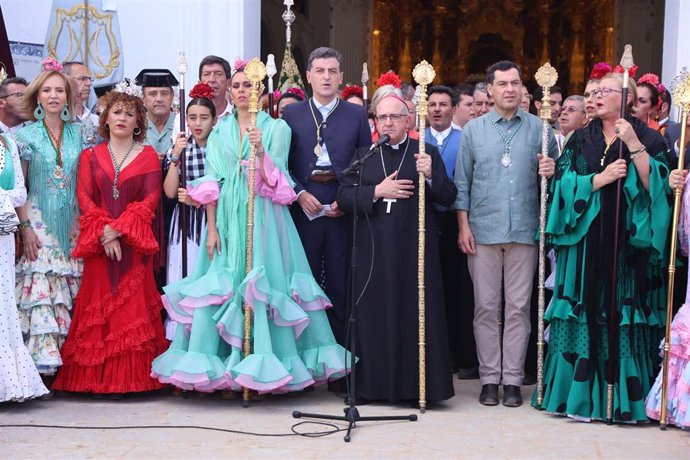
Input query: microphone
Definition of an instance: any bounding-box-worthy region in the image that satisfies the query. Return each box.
[342,135,391,176]
[368,134,390,151]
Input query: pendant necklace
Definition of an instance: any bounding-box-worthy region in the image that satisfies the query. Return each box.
[309,97,340,157]
[490,115,523,168]
[380,139,410,214]
[44,121,65,180]
[108,140,136,199]
[601,133,616,167]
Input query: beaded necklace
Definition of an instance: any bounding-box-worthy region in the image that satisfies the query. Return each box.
[44,121,65,179]
[108,140,136,199]
[490,114,524,167]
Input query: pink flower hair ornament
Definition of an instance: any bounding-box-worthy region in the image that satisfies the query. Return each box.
[41,56,64,73]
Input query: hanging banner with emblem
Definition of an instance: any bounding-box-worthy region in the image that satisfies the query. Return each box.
[44,0,123,86]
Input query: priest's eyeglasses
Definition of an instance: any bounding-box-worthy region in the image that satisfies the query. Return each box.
[73,76,94,83]
[376,113,407,123]
[592,87,622,98]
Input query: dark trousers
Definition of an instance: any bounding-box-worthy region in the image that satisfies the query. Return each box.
[291,189,351,346]
[435,210,478,370]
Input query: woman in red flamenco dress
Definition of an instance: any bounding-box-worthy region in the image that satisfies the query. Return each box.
[53,84,168,396]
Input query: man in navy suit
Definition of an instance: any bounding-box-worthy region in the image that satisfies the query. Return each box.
[282,47,371,352]
[664,120,690,168]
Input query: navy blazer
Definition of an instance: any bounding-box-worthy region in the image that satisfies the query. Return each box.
[283,99,371,194]
[663,121,690,168]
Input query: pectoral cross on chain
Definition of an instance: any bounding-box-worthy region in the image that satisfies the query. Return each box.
[383,198,397,213]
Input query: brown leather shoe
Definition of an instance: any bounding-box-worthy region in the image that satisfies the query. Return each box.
[502,385,523,407]
[479,384,499,406]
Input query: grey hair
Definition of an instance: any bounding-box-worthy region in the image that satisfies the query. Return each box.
[474,82,488,94]
[307,47,343,71]
[370,85,407,114]
[565,94,586,111]
[61,61,85,76]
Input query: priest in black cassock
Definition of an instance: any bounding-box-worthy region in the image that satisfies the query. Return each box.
[337,87,456,405]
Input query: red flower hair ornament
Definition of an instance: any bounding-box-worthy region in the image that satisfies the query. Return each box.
[638,73,666,108]
[376,70,402,88]
[613,64,639,79]
[589,62,612,80]
[341,85,363,100]
[189,82,214,100]
[284,86,305,100]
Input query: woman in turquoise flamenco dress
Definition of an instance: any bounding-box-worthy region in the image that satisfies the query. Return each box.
[152,61,352,393]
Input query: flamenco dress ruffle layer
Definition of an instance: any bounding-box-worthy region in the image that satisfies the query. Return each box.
[533,141,671,423]
[152,112,353,393]
[645,177,690,428]
[14,122,83,375]
[53,145,167,393]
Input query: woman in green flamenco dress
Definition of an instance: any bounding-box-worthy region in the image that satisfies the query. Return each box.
[152,60,352,393]
[534,72,672,423]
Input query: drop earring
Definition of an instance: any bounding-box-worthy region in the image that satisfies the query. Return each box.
[34,102,45,120]
[60,105,70,122]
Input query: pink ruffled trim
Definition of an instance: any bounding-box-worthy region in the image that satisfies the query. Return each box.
[187,181,219,205]
[233,373,294,393]
[179,293,232,310]
[162,295,192,325]
[242,155,297,205]
[291,290,332,311]
[217,323,243,349]
[263,377,316,395]
[313,365,348,384]
[168,371,228,392]
[244,277,310,339]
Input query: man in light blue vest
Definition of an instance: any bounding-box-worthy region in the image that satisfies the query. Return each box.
[425,86,468,378]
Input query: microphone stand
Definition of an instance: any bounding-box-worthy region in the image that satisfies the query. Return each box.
[292,147,417,443]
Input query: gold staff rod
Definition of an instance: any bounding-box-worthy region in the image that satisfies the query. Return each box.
[412,60,435,414]
[534,63,558,409]
[242,58,267,408]
[661,67,690,430]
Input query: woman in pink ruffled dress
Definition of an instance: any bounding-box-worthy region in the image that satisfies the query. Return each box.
[646,167,690,428]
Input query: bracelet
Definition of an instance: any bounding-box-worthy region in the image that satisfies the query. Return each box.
[170,155,180,166]
[255,147,265,157]
[18,219,31,230]
[629,146,647,159]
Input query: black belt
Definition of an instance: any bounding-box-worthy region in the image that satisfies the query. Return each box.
[310,170,337,184]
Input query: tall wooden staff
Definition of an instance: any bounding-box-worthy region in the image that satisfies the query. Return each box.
[412,60,435,413]
[241,58,267,407]
[176,51,189,277]
[534,62,558,409]
[266,54,277,118]
[660,67,690,430]
[606,44,634,425]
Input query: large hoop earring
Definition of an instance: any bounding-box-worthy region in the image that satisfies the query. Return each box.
[104,123,110,130]
[34,102,45,120]
[60,105,70,122]
[133,127,141,136]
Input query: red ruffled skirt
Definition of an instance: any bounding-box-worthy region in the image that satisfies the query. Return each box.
[53,259,167,394]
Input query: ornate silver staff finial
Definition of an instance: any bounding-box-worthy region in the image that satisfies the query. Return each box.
[620,44,634,71]
[267,54,277,80]
[283,0,296,46]
[176,50,188,77]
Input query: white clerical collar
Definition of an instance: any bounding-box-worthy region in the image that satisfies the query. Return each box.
[390,134,408,150]
[430,125,452,143]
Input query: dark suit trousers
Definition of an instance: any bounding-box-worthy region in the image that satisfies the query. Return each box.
[291,182,350,346]
[435,210,478,370]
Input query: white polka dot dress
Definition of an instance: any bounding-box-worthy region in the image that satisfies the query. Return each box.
[0,136,48,402]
